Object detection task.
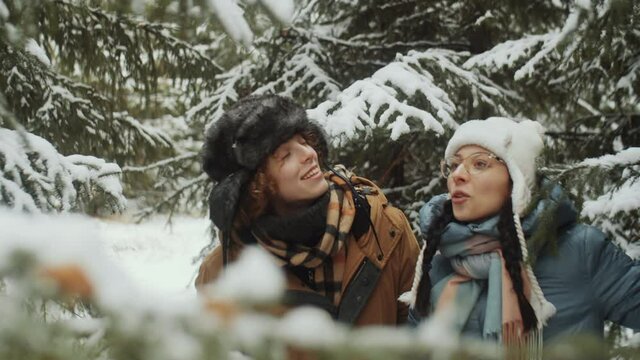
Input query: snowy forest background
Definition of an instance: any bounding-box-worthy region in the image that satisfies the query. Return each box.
[0,0,639,359]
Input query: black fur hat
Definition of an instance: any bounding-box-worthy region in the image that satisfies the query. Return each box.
[202,94,329,229]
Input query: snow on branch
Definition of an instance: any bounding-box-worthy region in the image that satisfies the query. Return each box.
[0,128,126,213]
[254,42,341,102]
[577,147,640,168]
[136,173,210,222]
[463,34,552,72]
[547,147,640,176]
[123,152,199,173]
[186,61,253,129]
[573,147,640,218]
[25,38,51,67]
[258,0,295,25]
[52,0,224,75]
[617,55,640,95]
[208,0,254,47]
[1,45,173,157]
[514,3,593,80]
[309,48,518,141]
[0,0,8,20]
[202,246,285,304]
[582,174,640,218]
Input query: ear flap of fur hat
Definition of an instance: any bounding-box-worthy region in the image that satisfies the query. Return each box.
[444,117,546,216]
[208,170,251,229]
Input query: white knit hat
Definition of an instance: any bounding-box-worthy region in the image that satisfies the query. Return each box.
[444,117,545,216]
[444,117,556,327]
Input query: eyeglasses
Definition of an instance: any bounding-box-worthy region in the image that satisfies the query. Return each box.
[440,152,505,178]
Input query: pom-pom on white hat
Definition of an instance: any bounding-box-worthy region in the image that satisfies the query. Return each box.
[444,117,546,216]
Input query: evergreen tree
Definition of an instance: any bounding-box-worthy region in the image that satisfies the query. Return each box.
[1,0,638,357]
[165,0,639,246]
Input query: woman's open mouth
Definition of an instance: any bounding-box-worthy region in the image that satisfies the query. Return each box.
[301,165,321,180]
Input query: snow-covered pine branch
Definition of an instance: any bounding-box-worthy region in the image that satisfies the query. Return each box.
[253,42,341,103]
[43,0,223,83]
[1,44,173,158]
[136,173,210,222]
[463,34,553,72]
[582,173,640,218]
[577,147,640,169]
[544,147,640,178]
[207,0,295,47]
[617,55,640,96]
[309,48,519,142]
[207,0,254,47]
[186,60,254,130]
[122,152,199,173]
[577,147,640,218]
[514,1,594,81]
[0,128,126,213]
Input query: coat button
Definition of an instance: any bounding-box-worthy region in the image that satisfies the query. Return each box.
[389,228,396,237]
[356,295,362,302]
[362,277,370,286]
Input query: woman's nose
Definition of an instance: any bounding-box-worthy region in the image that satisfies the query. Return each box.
[298,144,316,163]
[451,163,469,183]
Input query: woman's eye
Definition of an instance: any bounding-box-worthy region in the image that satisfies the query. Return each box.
[449,162,461,172]
[472,159,489,170]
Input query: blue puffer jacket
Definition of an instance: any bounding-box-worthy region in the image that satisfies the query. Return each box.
[409,185,640,343]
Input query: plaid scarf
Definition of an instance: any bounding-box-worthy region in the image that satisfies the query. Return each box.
[433,218,542,358]
[231,167,357,305]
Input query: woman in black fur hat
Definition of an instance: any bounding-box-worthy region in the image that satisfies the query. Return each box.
[195,94,420,326]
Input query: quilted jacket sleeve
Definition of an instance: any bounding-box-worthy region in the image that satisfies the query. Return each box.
[584,226,640,330]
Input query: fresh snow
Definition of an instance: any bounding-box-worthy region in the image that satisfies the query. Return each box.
[582,176,640,218]
[577,147,640,168]
[25,38,52,67]
[254,43,340,102]
[208,0,254,47]
[0,0,8,20]
[276,307,347,347]
[463,34,552,71]
[201,245,285,304]
[579,148,640,218]
[514,3,588,81]
[98,215,212,298]
[259,0,294,25]
[0,128,126,212]
[0,209,211,312]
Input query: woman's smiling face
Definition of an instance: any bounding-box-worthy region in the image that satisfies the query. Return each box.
[264,134,329,216]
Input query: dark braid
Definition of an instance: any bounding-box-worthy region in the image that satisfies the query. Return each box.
[497,198,538,333]
[415,200,454,317]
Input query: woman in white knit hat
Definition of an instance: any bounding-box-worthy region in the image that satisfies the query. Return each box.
[401,117,640,355]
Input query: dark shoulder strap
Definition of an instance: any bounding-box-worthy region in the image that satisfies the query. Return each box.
[336,258,382,324]
[351,186,371,239]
